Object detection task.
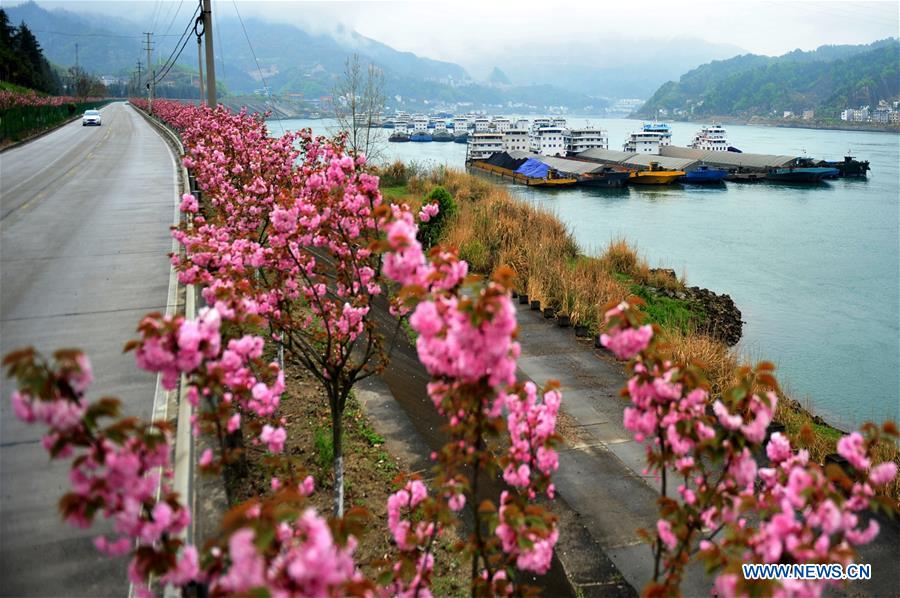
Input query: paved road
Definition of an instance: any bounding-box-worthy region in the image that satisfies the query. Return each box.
[0,102,177,596]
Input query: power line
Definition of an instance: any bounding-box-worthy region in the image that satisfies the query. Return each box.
[160,0,186,38]
[31,30,138,39]
[230,0,283,133]
[152,3,201,84]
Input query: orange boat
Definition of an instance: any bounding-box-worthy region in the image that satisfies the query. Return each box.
[628,161,685,185]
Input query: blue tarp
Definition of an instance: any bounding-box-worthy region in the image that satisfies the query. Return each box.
[515,158,549,179]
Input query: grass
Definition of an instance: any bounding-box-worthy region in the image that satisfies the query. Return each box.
[313,426,334,472]
[0,80,36,94]
[630,284,704,335]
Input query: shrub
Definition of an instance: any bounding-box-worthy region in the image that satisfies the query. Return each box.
[417,185,457,249]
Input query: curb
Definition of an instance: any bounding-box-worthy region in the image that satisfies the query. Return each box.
[130,103,199,597]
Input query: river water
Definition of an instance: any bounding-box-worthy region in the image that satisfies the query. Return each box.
[273,116,899,429]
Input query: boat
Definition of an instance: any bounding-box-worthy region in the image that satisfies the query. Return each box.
[466,132,504,160]
[410,131,433,142]
[628,161,684,185]
[641,122,672,146]
[681,165,728,184]
[530,126,567,156]
[432,130,454,142]
[388,131,410,142]
[578,166,631,187]
[725,171,765,182]
[766,166,839,183]
[623,130,665,154]
[565,127,608,155]
[815,155,870,178]
[689,124,728,151]
[469,154,577,187]
[453,132,468,143]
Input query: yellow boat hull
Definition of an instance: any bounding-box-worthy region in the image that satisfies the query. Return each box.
[629,170,685,185]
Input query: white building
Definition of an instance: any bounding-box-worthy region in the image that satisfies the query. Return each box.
[515,118,530,130]
[502,129,530,152]
[564,127,608,154]
[467,132,504,160]
[530,126,567,156]
[841,107,870,122]
[551,117,567,128]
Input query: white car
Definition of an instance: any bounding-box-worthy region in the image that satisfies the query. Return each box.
[82,110,101,126]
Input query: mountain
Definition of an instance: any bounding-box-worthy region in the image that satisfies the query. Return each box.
[636,39,899,119]
[488,67,511,86]
[482,37,744,99]
[3,1,141,75]
[5,1,606,112]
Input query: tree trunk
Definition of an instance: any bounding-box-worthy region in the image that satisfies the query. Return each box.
[332,411,344,518]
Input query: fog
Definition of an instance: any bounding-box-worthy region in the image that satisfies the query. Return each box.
[24,0,900,77]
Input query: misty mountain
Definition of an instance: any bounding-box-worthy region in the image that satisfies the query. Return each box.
[4,1,142,74]
[6,1,608,112]
[636,38,899,118]
[486,37,745,99]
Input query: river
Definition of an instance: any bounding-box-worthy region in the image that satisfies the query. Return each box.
[272,116,899,430]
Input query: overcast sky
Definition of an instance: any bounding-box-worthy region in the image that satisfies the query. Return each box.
[22,0,900,70]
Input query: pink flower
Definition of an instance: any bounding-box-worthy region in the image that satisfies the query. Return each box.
[198,448,214,467]
[837,432,871,471]
[418,203,439,222]
[766,432,792,463]
[180,193,199,214]
[259,425,286,453]
[600,324,653,360]
[657,519,678,551]
[868,462,897,486]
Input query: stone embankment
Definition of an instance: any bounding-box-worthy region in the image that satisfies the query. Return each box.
[647,269,743,346]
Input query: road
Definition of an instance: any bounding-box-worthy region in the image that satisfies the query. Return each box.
[0,102,177,596]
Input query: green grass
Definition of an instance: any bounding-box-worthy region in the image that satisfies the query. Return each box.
[630,284,705,334]
[380,184,409,200]
[313,426,334,471]
[0,81,35,93]
[812,421,844,441]
[358,419,385,447]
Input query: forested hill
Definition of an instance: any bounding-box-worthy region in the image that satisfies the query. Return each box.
[635,39,899,119]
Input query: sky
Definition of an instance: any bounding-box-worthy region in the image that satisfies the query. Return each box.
[18,0,900,74]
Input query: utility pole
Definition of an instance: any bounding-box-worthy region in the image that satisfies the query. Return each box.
[202,0,216,107]
[197,34,204,106]
[136,60,142,98]
[143,32,154,114]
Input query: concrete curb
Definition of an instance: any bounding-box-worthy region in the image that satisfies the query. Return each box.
[130,103,198,598]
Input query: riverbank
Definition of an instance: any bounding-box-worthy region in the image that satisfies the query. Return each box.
[378,163,900,501]
[637,114,900,134]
